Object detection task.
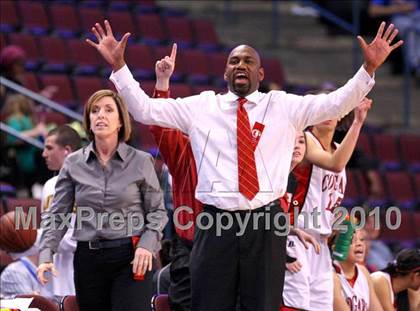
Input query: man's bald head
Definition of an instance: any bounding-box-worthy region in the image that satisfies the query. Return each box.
[228,45,262,67]
[224,45,264,97]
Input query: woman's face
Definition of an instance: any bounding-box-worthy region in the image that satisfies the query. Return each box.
[346,229,366,265]
[408,270,420,290]
[291,131,306,168]
[89,96,121,140]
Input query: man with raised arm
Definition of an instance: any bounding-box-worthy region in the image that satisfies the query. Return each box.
[87,20,402,311]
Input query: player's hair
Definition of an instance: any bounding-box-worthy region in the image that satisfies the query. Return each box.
[383,248,420,276]
[382,248,420,310]
[47,125,82,152]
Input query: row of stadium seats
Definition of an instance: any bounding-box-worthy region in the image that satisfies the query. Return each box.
[357,132,420,171]
[0,0,220,50]
[12,72,226,109]
[344,169,420,209]
[1,32,285,89]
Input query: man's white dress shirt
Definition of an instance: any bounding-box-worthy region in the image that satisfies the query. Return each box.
[111,65,374,211]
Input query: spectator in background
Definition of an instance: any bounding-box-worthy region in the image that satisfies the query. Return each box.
[0,230,51,298]
[1,94,46,196]
[40,125,82,302]
[364,209,394,271]
[258,80,282,93]
[0,45,57,106]
[369,0,420,74]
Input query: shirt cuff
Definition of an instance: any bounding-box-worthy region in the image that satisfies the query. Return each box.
[153,89,170,98]
[109,64,135,91]
[356,65,375,90]
[39,248,53,264]
[137,230,161,256]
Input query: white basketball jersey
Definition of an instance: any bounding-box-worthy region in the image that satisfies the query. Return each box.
[335,262,370,311]
[41,176,76,296]
[294,131,347,235]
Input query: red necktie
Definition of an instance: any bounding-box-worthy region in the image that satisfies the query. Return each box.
[237,98,259,200]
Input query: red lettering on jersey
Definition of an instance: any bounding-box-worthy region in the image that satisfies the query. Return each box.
[339,176,345,194]
[322,174,343,193]
[326,195,343,212]
[346,296,367,311]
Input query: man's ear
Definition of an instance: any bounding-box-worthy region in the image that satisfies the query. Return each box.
[258,67,265,82]
[64,146,72,155]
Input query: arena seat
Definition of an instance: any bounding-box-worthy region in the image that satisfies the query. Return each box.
[49,4,81,38]
[39,74,76,107]
[380,210,415,242]
[356,132,375,162]
[151,294,170,311]
[171,83,193,98]
[73,76,105,104]
[209,51,229,86]
[384,171,416,209]
[0,33,7,49]
[17,1,50,35]
[181,49,211,84]
[136,0,158,14]
[413,173,420,202]
[127,44,155,80]
[79,7,105,36]
[342,169,360,207]
[261,58,285,89]
[366,170,388,207]
[42,111,69,127]
[109,1,131,11]
[68,39,104,75]
[22,72,41,93]
[8,33,42,70]
[165,16,194,48]
[61,295,80,311]
[372,133,401,170]
[136,13,167,45]
[39,36,70,73]
[400,134,420,172]
[107,11,136,41]
[0,1,19,32]
[192,18,220,51]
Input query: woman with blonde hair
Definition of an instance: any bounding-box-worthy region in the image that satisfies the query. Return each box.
[37,89,168,311]
[1,94,46,193]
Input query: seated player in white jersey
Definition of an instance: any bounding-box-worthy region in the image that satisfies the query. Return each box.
[371,248,420,311]
[281,97,372,311]
[333,228,383,311]
[40,125,82,301]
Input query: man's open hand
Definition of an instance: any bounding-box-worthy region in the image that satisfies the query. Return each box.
[86,20,130,72]
[358,22,404,76]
